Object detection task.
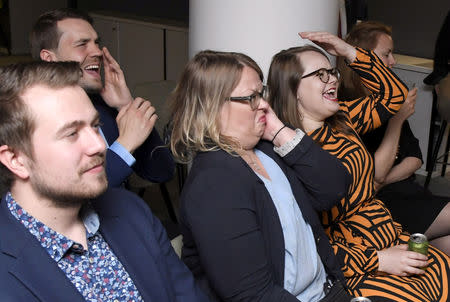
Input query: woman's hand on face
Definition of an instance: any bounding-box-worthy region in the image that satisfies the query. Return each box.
[262,106,285,141]
[299,31,356,63]
[262,106,296,146]
[377,244,428,276]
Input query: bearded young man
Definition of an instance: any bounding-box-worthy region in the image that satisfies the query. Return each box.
[0,61,208,302]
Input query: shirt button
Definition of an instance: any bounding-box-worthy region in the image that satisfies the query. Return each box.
[114,300,119,302]
[89,257,94,263]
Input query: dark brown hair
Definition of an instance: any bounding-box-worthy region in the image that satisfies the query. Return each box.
[169,50,263,163]
[30,8,93,60]
[268,45,352,137]
[337,21,392,100]
[0,61,82,190]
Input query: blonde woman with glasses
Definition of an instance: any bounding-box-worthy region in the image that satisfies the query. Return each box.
[169,50,352,302]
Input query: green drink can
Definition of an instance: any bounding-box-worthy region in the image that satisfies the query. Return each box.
[408,233,429,256]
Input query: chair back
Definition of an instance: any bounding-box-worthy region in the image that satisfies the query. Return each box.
[437,73,450,122]
[133,80,177,135]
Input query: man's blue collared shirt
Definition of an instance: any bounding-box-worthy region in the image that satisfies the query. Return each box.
[100,127,136,167]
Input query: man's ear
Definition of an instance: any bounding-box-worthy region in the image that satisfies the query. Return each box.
[40,49,58,62]
[0,145,30,180]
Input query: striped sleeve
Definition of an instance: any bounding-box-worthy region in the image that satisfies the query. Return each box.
[328,221,380,277]
[339,48,408,135]
[334,243,379,278]
[327,200,410,278]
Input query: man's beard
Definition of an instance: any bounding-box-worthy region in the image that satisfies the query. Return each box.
[79,77,103,94]
[29,157,108,208]
[82,84,102,94]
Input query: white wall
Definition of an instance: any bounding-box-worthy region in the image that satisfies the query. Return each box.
[189,0,339,78]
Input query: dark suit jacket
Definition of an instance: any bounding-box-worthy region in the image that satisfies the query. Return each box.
[90,94,175,187]
[0,188,209,302]
[180,136,351,302]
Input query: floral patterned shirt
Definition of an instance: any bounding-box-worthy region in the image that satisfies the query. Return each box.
[6,192,143,302]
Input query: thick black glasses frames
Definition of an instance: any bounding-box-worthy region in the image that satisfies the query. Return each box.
[301,68,340,83]
[227,86,268,110]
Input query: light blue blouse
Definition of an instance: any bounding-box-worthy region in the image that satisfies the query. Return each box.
[255,149,327,302]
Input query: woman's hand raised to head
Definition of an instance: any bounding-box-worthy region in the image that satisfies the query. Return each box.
[299,31,357,63]
[263,106,296,147]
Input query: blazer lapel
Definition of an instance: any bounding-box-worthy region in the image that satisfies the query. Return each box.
[99,214,172,302]
[0,197,84,301]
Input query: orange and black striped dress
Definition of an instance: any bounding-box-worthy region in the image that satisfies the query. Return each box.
[309,48,449,301]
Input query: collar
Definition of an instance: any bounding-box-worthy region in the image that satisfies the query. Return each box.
[6,192,100,262]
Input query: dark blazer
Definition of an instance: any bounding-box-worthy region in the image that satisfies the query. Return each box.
[180,136,351,302]
[0,188,209,302]
[90,94,175,187]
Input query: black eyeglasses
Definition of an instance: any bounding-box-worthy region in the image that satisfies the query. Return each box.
[301,68,340,83]
[226,86,268,110]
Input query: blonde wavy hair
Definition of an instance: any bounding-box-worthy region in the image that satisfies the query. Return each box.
[169,50,263,163]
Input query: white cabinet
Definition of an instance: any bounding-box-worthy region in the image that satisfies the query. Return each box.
[90,17,119,60]
[392,54,436,175]
[90,12,188,95]
[118,22,164,89]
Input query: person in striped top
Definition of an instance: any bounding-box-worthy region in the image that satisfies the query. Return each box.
[268,31,449,301]
[337,21,450,256]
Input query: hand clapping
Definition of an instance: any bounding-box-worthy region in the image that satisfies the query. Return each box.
[115,97,157,154]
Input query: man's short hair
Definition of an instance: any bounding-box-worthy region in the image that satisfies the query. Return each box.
[30,8,93,60]
[0,61,82,190]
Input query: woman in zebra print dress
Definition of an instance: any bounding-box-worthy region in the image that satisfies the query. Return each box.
[268,32,449,301]
[338,21,450,256]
